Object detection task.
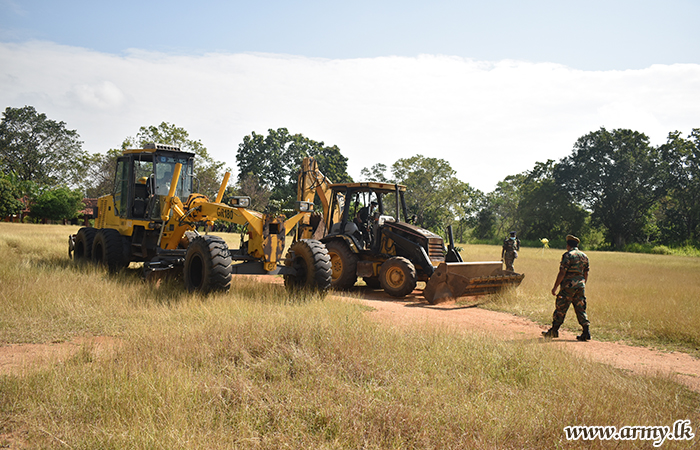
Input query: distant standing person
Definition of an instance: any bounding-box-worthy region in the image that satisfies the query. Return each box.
[501,231,520,271]
[542,235,591,341]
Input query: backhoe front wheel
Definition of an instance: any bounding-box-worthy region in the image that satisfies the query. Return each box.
[379,256,417,297]
[283,239,332,292]
[184,236,232,294]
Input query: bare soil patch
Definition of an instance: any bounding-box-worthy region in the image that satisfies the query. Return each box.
[0,336,121,376]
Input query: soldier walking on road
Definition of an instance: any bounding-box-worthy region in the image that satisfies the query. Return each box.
[542,234,591,341]
[501,231,520,271]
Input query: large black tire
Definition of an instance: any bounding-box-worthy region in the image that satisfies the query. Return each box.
[379,256,417,297]
[283,239,332,292]
[184,235,232,294]
[73,227,97,262]
[92,229,127,272]
[324,239,358,290]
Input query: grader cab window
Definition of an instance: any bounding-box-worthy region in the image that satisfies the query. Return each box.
[154,155,193,198]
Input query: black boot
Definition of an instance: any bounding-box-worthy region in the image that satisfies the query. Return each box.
[576,326,591,341]
[542,325,559,339]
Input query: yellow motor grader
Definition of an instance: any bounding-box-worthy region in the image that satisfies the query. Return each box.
[295,157,524,303]
[69,143,331,293]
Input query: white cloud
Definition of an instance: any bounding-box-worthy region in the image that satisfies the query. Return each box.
[1,41,699,192]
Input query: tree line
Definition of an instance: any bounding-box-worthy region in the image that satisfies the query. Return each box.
[1,105,698,251]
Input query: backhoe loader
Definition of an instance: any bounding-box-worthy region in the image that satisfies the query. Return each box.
[69,143,331,293]
[295,157,524,303]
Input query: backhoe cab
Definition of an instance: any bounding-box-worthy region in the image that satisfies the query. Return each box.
[296,157,524,303]
[69,143,331,294]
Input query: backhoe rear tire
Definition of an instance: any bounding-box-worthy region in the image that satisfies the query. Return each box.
[184,235,232,294]
[92,228,127,272]
[325,239,358,290]
[379,256,417,297]
[283,239,332,292]
[74,227,96,262]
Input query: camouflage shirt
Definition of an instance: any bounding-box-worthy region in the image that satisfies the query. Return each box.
[503,237,520,253]
[560,247,589,289]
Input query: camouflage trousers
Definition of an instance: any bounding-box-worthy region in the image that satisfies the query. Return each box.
[552,287,590,327]
[504,253,516,271]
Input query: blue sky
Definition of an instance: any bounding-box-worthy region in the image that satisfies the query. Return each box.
[1,0,699,191]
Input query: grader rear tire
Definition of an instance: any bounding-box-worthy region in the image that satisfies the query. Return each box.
[184,235,232,294]
[379,256,417,297]
[325,239,358,290]
[92,228,126,272]
[283,239,332,292]
[73,227,96,262]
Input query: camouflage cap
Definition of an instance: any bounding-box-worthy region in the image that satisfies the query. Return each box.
[566,234,580,245]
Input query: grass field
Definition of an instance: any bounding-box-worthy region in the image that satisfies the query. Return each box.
[1,223,699,449]
[459,244,700,356]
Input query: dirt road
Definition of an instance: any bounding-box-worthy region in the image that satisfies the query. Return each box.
[346,286,700,393]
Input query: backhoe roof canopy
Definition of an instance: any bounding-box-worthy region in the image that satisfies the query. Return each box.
[329,182,406,193]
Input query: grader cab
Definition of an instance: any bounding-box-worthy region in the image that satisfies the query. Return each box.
[69,144,331,293]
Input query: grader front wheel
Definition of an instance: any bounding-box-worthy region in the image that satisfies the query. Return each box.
[184,235,232,294]
[283,239,332,292]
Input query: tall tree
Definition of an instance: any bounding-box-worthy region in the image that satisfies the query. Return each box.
[391,155,475,234]
[515,160,588,241]
[122,122,228,199]
[0,106,87,190]
[656,129,700,246]
[360,163,390,183]
[555,128,662,249]
[236,128,352,207]
[83,149,121,198]
[0,172,23,218]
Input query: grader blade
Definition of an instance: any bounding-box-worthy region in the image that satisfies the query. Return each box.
[423,261,524,305]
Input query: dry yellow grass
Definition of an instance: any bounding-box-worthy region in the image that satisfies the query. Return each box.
[1,223,699,449]
[460,244,700,354]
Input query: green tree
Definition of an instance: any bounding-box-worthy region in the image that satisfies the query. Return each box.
[29,186,84,222]
[0,172,23,218]
[555,128,663,249]
[236,128,352,208]
[83,149,121,198]
[656,129,700,246]
[391,155,476,234]
[0,106,87,189]
[123,122,228,199]
[515,160,588,241]
[360,163,390,182]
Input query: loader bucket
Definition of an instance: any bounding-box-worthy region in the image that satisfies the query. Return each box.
[423,261,524,305]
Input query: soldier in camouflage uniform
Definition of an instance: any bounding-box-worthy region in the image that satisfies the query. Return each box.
[542,234,591,341]
[501,231,520,271]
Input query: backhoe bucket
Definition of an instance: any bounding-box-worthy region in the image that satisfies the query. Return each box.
[423,261,524,304]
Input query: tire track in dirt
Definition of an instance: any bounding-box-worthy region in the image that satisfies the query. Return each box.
[344,287,700,393]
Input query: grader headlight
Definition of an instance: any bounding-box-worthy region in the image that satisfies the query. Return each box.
[295,201,314,212]
[230,196,251,208]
